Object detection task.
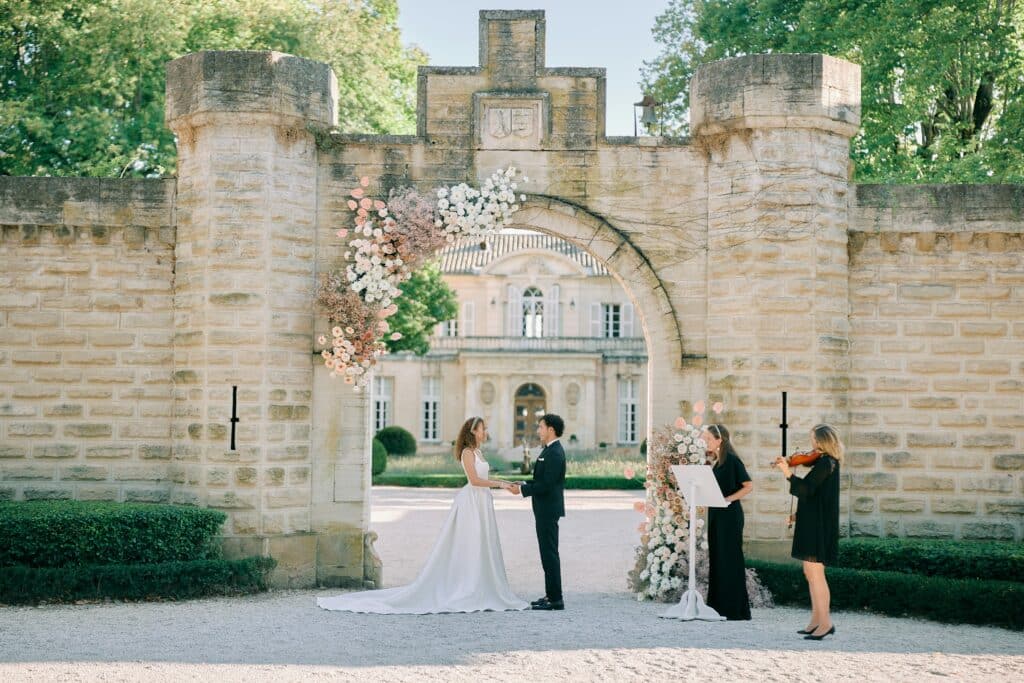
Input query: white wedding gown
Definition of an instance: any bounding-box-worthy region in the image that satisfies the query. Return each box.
[317,452,528,614]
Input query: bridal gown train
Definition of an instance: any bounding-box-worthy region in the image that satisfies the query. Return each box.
[317,453,528,614]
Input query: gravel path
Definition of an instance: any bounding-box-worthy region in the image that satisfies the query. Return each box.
[1,487,1022,681]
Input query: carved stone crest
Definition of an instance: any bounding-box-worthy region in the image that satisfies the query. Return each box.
[565,382,581,406]
[480,381,495,405]
[488,107,535,139]
[475,94,548,150]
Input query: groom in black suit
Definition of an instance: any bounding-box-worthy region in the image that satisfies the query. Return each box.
[513,413,567,611]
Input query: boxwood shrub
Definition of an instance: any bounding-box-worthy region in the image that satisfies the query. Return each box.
[749,559,1024,631]
[0,501,226,568]
[374,426,417,456]
[836,537,1023,583]
[0,557,276,605]
[372,437,387,476]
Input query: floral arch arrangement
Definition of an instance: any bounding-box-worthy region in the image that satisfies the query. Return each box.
[316,168,527,390]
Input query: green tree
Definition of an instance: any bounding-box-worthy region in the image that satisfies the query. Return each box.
[641,0,1024,183]
[0,0,425,177]
[385,261,458,356]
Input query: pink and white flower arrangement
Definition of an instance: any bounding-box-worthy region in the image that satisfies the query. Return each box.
[628,400,773,607]
[628,400,719,602]
[316,168,526,390]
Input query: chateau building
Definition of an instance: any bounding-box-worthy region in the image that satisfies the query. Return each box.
[374,230,647,452]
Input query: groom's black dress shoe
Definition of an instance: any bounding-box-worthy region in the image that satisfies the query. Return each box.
[530,597,549,607]
[531,599,564,611]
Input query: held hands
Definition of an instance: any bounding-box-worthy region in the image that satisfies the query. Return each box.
[498,481,522,495]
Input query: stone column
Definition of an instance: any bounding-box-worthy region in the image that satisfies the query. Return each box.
[165,51,342,586]
[691,54,860,542]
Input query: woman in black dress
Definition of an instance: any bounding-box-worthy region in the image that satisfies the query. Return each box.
[703,424,753,620]
[774,423,843,640]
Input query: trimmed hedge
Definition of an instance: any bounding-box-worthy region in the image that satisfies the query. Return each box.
[0,501,226,568]
[836,537,1024,583]
[375,426,417,456]
[372,438,387,476]
[749,559,1024,631]
[372,473,645,490]
[0,557,277,605]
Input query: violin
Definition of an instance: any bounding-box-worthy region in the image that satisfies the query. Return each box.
[786,449,822,467]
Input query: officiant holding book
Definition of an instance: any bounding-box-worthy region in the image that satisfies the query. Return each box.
[703,423,753,621]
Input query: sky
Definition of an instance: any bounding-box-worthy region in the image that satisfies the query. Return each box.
[396,1,671,136]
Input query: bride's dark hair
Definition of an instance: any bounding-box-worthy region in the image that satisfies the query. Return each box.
[454,417,484,460]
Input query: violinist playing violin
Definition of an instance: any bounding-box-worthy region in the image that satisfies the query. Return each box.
[772,424,844,641]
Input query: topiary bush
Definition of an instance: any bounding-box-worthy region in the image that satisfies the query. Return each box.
[835,538,1024,583]
[749,559,1024,631]
[372,438,387,475]
[0,557,277,605]
[375,425,417,456]
[0,501,226,568]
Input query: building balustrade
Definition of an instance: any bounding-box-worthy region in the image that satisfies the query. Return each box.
[426,335,647,358]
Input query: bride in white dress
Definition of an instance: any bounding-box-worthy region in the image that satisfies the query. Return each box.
[317,417,528,614]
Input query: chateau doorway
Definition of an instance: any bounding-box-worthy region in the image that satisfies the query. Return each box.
[513,382,546,447]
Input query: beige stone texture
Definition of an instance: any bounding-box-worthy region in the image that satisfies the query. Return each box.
[1,11,1022,590]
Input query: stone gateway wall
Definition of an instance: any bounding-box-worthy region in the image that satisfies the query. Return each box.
[1,11,1021,588]
[846,185,1024,540]
[0,179,175,502]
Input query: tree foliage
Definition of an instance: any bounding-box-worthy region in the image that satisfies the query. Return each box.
[641,0,1024,183]
[1,0,425,177]
[385,261,458,356]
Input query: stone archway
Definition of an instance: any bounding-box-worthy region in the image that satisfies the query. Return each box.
[511,197,688,432]
[162,9,863,587]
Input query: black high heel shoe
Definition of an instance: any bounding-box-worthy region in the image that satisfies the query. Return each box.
[804,625,835,640]
[796,625,818,635]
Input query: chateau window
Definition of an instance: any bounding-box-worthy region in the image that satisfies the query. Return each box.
[522,286,544,338]
[372,376,393,433]
[439,319,458,337]
[618,378,638,444]
[462,301,475,336]
[593,302,635,338]
[603,304,622,338]
[422,377,441,442]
